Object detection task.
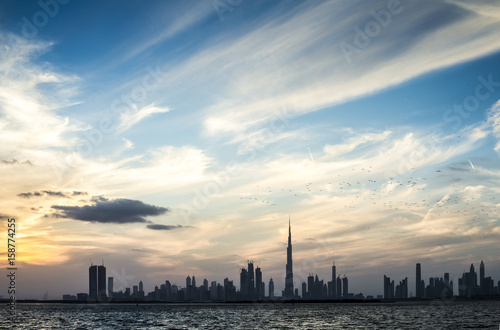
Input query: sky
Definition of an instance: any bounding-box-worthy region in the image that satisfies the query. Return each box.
[1,0,500,300]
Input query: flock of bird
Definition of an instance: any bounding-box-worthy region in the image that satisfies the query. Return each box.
[236,163,499,245]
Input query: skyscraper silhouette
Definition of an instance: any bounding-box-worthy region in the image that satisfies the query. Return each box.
[469,263,477,296]
[444,272,452,298]
[383,275,394,299]
[331,261,336,298]
[108,277,113,299]
[165,280,172,301]
[307,274,314,299]
[97,264,106,299]
[139,280,144,298]
[240,268,248,299]
[247,262,255,300]
[459,264,479,297]
[255,267,263,300]
[342,276,348,299]
[416,263,422,298]
[89,264,97,299]
[269,278,274,299]
[480,260,485,294]
[395,277,408,299]
[203,279,208,292]
[284,217,294,298]
[336,276,342,299]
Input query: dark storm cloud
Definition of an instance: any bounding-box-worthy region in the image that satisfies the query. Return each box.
[146,224,190,231]
[52,198,169,224]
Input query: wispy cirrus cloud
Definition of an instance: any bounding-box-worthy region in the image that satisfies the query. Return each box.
[323,131,392,159]
[448,0,500,18]
[123,138,134,149]
[0,33,82,156]
[117,103,171,133]
[59,145,213,196]
[145,0,500,140]
[120,1,213,63]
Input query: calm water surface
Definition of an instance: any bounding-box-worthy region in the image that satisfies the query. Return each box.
[2,300,500,329]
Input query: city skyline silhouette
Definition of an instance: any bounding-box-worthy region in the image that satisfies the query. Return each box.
[55,221,500,302]
[1,0,500,304]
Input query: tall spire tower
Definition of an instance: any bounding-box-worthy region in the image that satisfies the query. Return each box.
[284,216,294,298]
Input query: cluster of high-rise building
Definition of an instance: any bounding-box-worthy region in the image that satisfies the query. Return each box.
[239,262,270,301]
[63,220,357,302]
[143,275,238,302]
[382,260,499,300]
[414,262,454,299]
[300,264,353,300]
[383,275,408,299]
[458,261,498,297]
[62,221,498,302]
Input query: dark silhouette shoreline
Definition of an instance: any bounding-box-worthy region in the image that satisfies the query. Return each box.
[4,295,500,305]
